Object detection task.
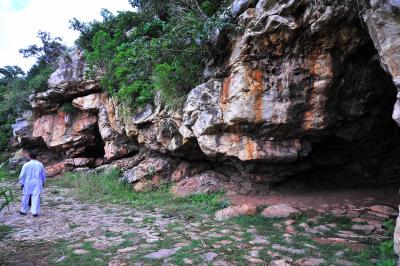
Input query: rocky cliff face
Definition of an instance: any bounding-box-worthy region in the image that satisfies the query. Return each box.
[11,0,400,193]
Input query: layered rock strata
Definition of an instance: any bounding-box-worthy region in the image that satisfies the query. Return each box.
[12,1,400,189]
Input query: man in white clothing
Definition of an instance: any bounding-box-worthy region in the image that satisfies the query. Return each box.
[19,150,46,217]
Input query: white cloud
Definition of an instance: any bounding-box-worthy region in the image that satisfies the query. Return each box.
[0,0,133,71]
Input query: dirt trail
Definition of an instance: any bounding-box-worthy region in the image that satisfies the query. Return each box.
[0,183,397,265]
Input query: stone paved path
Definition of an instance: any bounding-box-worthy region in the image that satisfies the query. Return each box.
[0,183,395,265]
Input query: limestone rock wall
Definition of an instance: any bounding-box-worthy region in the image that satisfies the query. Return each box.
[11,0,400,192]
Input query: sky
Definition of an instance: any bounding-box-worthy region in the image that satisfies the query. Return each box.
[0,0,133,72]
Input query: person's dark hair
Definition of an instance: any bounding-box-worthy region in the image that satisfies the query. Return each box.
[28,150,38,159]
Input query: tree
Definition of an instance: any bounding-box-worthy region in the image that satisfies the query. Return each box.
[19,31,66,66]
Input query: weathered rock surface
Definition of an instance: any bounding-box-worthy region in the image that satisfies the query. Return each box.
[171,171,226,197]
[11,1,400,191]
[33,110,98,157]
[122,157,175,183]
[215,204,257,221]
[262,204,300,218]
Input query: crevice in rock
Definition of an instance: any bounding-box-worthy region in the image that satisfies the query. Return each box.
[83,121,105,160]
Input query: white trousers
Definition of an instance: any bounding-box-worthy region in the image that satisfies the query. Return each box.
[20,194,40,215]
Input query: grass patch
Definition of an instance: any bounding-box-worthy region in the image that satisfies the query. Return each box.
[68,223,80,230]
[168,240,203,265]
[0,223,13,240]
[52,170,227,220]
[104,230,117,238]
[143,216,156,224]
[49,240,107,266]
[314,214,353,231]
[123,218,134,224]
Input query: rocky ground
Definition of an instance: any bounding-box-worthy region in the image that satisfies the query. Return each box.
[0,180,397,266]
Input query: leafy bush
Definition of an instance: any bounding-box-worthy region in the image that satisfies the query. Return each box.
[73,0,232,109]
[0,166,14,212]
[59,102,77,114]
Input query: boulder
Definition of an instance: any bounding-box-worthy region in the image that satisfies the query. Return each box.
[215,204,257,221]
[48,49,86,88]
[46,162,67,177]
[171,162,191,182]
[122,157,174,183]
[369,205,398,217]
[32,110,98,157]
[29,80,101,113]
[29,50,101,113]
[171,171,226,197]
[98,107,138,161]
[261,204,300,218]
[133,179,153,192]
[72,93,107,111]
[64,158,94,168]
[8,149,28,170]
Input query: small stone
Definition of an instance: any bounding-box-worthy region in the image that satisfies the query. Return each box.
[208,232,224,238]
[250,250,259,257]
[369,205,398,216]
[183,258,193,264]
[249,235,269,245]
[313,225,331,233]
[286,225,296,234]
[56,256,66,263]
[202,252,218,262]
[331,209,347,216]
[73,249,89,255]
[219,240,232,245]
[108,260,128,266]
[335,251,345,257]
[270,259,291,266]
[144,248,181,259]
[245,255,264,263]
[367,211,390,220]
[215,204,256,221]
[262,204,300,218]
[117,246,138,253]
[284,219,296,226]
[351,224,374,233]
[271,244,306,255]
[174,242,189,248]
[93,242,110,250]
[299,258,326,266]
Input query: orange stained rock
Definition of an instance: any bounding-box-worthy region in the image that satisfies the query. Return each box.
[308,50,333,78]
[251,70,264,122]
[302,110,314,130]
[221,75,231,105]
[245,138,256,160]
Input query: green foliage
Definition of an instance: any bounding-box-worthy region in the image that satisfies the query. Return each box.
[73,0,232,109]
[59,102,77,114]
[0,31,67,152]
[26,65,53,93]
[0,165,14,212]
[19,31,66,66]
[51,169,226,220]
[0,70,30,151]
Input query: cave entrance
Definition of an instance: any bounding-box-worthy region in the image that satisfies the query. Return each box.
[281,34,400,189]
[84,121,105,160]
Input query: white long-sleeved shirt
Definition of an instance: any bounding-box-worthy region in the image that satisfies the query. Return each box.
[19,160,46,195]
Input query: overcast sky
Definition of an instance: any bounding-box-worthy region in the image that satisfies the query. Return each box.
[0,0,133,72]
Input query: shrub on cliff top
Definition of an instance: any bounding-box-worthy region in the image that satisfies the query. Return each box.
[71,0,231,109]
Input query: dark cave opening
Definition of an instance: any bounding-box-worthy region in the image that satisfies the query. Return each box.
[287,39,400,188]
[84,121,105,160]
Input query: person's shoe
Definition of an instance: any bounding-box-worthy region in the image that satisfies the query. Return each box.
[32,214,38,217]
[19,211,27,215]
